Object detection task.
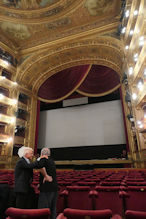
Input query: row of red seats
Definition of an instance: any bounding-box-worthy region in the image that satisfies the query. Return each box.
[57,185,146,217]
[5,207,146,219]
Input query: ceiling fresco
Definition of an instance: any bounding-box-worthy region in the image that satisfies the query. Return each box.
[0,0,124,102]
[0,0,121,50]
[1,0,60,9]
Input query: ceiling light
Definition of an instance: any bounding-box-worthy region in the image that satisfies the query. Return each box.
[139,36,144,46]
[13,82,17,86]
[0,94,4,99]
[137,120,142,125]
[129,30,134,35]
[121,27,126,34]
[3,60,9,66]
[139,123,144,129]
[0,76,6,80]
[12,99,17,105]
[137,81,144,90]
[139,36,144,41]
[132,93,137,100]
[7,137,13,143]
[125,45,129,50]
[125,10,130,17]
[10,117,16,124]
[129,67,133,75]
[133,53,138,62]
[133,10,138,16]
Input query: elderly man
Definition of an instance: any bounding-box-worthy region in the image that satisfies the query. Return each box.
[14,146,52,209]
[38,148,58,219]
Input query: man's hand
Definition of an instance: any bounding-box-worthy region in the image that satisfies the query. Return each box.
[40,155,48,159]
[43,175,53,183]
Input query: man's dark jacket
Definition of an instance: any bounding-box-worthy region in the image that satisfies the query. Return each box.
[14,157,43,193]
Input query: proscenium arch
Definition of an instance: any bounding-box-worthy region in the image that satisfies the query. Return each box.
[17,36,124,101]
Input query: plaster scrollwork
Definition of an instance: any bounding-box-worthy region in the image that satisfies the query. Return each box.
[17,37,124,94]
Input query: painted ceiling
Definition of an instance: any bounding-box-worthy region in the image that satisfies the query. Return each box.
[0,0,121,50]
[0,0,123,102]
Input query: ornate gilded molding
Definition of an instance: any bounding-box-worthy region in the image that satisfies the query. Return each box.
[16,37,124,95]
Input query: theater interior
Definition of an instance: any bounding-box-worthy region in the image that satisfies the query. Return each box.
[0,0,146,218]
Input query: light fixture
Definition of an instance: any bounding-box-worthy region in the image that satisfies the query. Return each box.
[125,10,130,18]
[3,60,9,66]
[139,124,144,129]
[133,10,138,16]
[13,82,17,86]
[125,45,129,50]
[144,69,146,77]
[129,67,133,75]
[139,36,144,46]
[137,120,142,125]
[0,76,6,80]
[12,99,17,105]
[132,93,137,100]
[129,30,134,35]
[133,53,138,62]
[121,27,126,34]
[7,137,13,143]
[0,93,4,99]
[137,80,144,90]
[10,117,16,124]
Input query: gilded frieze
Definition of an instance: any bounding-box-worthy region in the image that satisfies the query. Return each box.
[17,37,124,93]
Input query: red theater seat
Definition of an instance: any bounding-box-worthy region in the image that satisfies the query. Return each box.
[65,186,92,210]
[124,186,146,212]
[5,207,50,219]
[57,208,113,219]
[125,210,146,219]
[95,186,123,217]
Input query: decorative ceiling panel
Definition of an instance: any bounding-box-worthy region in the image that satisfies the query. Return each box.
[0,0,121,50]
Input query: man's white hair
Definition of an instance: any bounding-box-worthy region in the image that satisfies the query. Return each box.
[41,147,50,156]
[18,146,33,158]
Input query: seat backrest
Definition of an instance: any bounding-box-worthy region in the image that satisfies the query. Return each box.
[63,208,112,219]
[125,210,146,219]
[66,186,92,210]
[5,207,50,219]
[125,186,146,212]
[95,186,123,216]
